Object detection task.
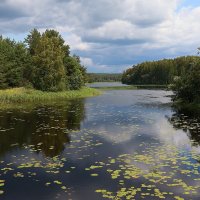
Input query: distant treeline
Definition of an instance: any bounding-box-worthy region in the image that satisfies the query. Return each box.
[0,29,87,91]
[87,73,122,83]
[122,56,200,85]
[122,56,200,104]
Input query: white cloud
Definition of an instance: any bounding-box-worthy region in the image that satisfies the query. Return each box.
[80,57,94,67]
[63,33,90,51]
[1,0,200,72]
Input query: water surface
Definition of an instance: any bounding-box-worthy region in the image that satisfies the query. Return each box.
[0,88,200,200]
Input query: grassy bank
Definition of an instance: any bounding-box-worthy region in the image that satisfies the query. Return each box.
[0,87,101,104]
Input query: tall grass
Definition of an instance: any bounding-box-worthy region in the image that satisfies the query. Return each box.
[0,87,101,104]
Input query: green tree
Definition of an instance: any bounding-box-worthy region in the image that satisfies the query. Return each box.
[172,62,200,103]
[31,31,66,91]
[25,29,41,56]
[0,37,28,88]
[64,56,84,90]
[122,56,200,85]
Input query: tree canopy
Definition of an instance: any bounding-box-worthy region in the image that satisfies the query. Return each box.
[122,56,200,104]
[0,29,86,91]
[87,73,122,83]
[122,56,200,85]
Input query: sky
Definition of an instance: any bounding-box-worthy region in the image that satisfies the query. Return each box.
[1,0,200,73]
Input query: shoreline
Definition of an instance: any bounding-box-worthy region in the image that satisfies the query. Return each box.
[0,87,101,104]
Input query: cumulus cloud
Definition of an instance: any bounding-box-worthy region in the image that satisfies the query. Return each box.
[0,0,200,72]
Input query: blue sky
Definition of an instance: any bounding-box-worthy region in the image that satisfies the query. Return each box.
[1,0,200,73]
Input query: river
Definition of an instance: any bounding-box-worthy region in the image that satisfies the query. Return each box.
[0,84,200,200]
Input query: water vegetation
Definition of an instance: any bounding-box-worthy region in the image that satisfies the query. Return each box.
[88,143,200,200]
[0,89,200,199]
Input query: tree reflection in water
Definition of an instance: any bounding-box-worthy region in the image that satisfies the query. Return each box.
[0,99,85,158]
[169,105,200,146]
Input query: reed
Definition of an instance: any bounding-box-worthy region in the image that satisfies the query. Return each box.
[0,87,101,104]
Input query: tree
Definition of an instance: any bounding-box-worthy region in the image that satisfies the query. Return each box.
[64,56,84,90]
[122,56,200,85]
[0,37,28,88]
[25,29,41,56]
[172,62,200,103]
[0,29,87,91]
[31,31,66,91]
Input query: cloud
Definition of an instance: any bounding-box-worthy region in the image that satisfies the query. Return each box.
[0,0,200,72]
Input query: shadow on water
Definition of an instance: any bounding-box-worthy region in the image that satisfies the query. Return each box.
[0,99,85,158]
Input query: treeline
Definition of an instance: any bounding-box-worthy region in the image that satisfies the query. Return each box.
[87,73,122,83]
[122,56,200,104]
[122,56,200,85]
[0,29,87,91]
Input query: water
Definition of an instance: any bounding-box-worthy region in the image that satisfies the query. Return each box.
[0,87,200,200]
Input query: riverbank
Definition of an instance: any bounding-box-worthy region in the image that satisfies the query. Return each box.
[0,87,101,104]
[96,84,168,90]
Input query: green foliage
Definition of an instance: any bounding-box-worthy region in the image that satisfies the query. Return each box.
[0,29,87,92]
[30,30,66,91]
[64,56,84,90]
[25,29,41,56]
[171,62,200,103]
[122,55,200,104]
[88,73,122,83]
[0,37,29,88]
[122,56,200,85]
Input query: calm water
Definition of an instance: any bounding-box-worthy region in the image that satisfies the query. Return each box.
[0,88,200,200]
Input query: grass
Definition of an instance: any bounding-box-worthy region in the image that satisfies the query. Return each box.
[0,87,101,104]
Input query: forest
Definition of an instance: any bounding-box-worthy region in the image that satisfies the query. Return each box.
[122,56,200,104]
[87,73,122,83]
[0,29,87,92]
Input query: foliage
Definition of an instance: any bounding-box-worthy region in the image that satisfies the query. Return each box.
[64,56,84,90]
[0,37,29,88]
[0,29,86,92]
[122,55,200,104]
[122,56,200,85]
[29,30,66,91]
[171,62,200,103]
[88,73,122,83]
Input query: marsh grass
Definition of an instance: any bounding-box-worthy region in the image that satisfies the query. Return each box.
[0,87,101,104]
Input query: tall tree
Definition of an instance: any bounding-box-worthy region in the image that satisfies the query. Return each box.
[0,37,28,88]
[64,56,84,90]
[25,29,41,56]
[31,31,66,91]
